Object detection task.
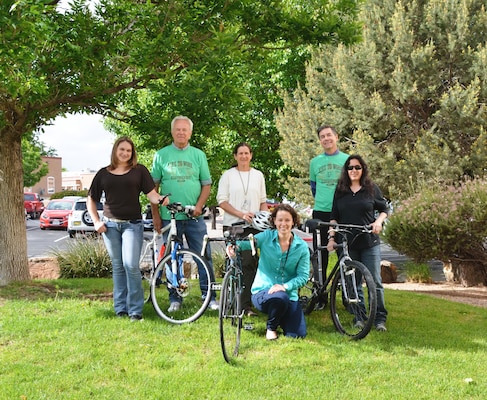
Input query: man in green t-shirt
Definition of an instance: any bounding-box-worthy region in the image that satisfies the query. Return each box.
[309,125,348,294]
[151,115,218,312]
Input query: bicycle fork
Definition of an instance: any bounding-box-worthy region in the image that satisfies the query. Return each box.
[339,259,361,304]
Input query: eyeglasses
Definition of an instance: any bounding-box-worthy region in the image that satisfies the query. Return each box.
[347,165,362,171]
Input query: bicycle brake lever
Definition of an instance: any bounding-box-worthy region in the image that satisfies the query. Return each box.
[158,193,172,204]
[201,234,209,257]
[248,234,256,256]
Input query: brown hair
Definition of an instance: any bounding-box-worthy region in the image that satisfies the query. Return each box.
[270,204,300,228]
[109,136,138,170]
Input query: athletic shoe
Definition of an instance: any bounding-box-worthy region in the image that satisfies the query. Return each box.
[168,302,181,312]
[208,300,219,311]
[376,322,387,332]
[354,320,365,329]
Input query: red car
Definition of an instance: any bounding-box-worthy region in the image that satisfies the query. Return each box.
[39,199,75,230]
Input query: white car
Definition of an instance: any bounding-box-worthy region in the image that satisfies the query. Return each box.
[67,198,103,238]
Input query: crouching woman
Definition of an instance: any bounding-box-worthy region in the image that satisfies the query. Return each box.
[242,204,309,340]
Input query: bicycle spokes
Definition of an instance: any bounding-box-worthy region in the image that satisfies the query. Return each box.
[330,260,377,340]
[220,270,242,363]
[150,249,213,324]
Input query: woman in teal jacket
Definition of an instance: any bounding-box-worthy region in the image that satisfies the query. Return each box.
[245,204,309,340]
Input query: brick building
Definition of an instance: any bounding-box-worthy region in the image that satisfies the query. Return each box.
[25,156,96,199]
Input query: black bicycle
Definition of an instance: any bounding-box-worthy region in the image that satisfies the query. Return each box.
[203,225,256,363]
[300,221,377,340]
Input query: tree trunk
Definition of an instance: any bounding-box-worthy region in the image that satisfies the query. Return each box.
[456,262,487,287]
[443,260,487,287]
[0,130,30,285]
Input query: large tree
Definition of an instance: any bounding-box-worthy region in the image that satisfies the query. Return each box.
[277,0,487,204]
[0,0,361,285]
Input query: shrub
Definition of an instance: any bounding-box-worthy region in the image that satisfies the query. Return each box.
[52,237,112,278]
[211,250,226,279]
[383,179,487,286]
[50,190,88,199]
[404,261,432,283]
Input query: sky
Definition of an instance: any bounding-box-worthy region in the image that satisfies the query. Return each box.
[40,114,115,172]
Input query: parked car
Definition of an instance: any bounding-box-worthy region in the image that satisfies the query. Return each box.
[39,199,76,230]
[142,204,153,231]
[67,198,103,238]
[266,198,280,212]
[24,192,44,219]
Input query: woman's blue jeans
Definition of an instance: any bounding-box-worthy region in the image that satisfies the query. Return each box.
[103,220,144,316]
[252,290,307,338]
[349,245,388,325]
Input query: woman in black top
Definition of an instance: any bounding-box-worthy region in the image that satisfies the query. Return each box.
[327,154,389,331]
[87,136,168,321]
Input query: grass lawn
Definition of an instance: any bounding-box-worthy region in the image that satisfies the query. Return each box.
[0,278,486,399]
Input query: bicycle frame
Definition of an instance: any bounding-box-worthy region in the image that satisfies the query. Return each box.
[144,202,214,324]
[203,225,256,363]
[301,221,377,339]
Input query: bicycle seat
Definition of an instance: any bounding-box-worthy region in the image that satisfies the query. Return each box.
[302,219,323,233]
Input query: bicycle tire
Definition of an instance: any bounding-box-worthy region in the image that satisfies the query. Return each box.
[139,237,154,304]
[150,249,213,324]
[329,260,377,340]
[219,269,242,363]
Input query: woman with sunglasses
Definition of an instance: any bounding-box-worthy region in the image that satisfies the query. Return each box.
[326,154,389,331]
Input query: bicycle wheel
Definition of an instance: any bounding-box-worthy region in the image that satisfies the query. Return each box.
[219,269,242,363]
[329,260,377,340]
[150,248,213,324]
[139,237,154,304]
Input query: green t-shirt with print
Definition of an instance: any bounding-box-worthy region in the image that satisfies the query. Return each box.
[151,144,212,220]
[309,151,349,212]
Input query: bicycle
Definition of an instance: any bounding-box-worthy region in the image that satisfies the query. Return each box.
[139,201,214,324]
[203,225,256,363]
[299,221,378,340]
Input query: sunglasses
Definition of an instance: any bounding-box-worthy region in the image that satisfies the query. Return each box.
[347,165,362,171]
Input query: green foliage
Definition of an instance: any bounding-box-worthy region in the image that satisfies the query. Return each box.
[1,0,363,284]
[211,250,226,279]
[278,0,487,202]
[404,261,432,284]
[22,136,49,188]
[49,189,88,199]
[103,0,363,203]
[51,238,112,278]
[383,178,487,284]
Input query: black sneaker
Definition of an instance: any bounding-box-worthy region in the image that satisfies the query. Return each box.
[130,314,143,322]
[116,311,128,318]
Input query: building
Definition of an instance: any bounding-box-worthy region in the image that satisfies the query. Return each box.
[61,170,96,191]
[26,156,62,197]
[25,156,96,198]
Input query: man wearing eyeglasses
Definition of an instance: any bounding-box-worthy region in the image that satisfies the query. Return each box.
[308,126,348,296]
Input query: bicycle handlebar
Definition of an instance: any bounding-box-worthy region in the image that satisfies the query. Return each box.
[165,201,208,218]
[317,221,372,233]
[202,232,256,257]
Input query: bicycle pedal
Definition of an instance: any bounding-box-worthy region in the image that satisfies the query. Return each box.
[244,322,254,331]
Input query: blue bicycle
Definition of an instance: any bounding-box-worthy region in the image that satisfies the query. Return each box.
[144,202,214,324]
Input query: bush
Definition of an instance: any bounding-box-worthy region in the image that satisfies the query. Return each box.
[51,237,112,278]
[383,179,487,286]
[211,250,226,279]
[404,261,432,283]
[50,190,88,199]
